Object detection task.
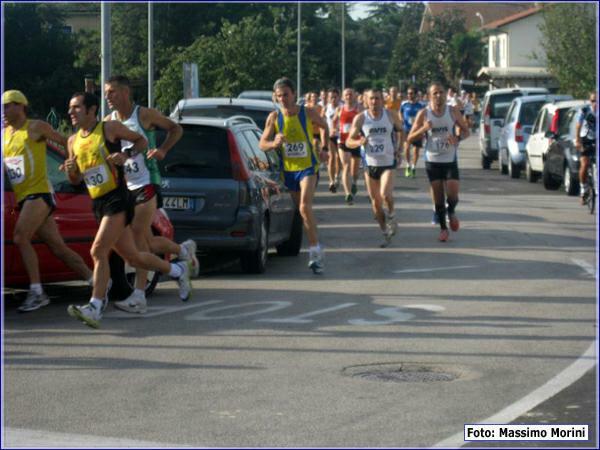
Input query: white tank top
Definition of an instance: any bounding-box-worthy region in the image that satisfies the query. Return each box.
[110,105,150,190]
[361,109,396,167]
[325,103,340,137]
[424,105,458,163]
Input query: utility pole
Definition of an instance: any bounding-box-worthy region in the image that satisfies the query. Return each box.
[148,2,154,108]
[297,3,301,98]
[341,3,345,92]
[100,2,111,117]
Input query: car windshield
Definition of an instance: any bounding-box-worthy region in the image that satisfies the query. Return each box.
[490,93,523,119]
[157,125,232,179]
[178,105,274,129]
[519,101,546,125]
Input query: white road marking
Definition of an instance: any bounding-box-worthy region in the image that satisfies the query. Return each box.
[404,304,446,312]
[393,265,477,274]
[3,426,193,448]
[349,307,415,325]
[433,341,597,448]
[185,301,291,321]
[257,303,357,323]
[109,300,221,319]
[571,258,596,277]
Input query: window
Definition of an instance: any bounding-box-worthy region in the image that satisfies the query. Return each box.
[235,131,259,171]
[242,130,271,171]
[519,102,545,126]
[490,93,522,119]
[180,105,275,130]
[157,125,232,179]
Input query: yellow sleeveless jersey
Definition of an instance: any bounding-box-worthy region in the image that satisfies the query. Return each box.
[274,106,320,172]
[3,120,52,202]
[72,122,119,199]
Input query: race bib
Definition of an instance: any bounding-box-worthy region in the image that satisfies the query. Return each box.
[284,141,308,158]
[83,164,110,189]
[123,152,149,186]
[343,123,351,133]
[366,137,386,155]
[5,155,25,185]
[429,136,452,155]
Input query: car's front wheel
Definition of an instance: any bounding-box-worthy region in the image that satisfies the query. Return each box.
[498,150,508,174]
[525,158,539,183]
[542,163,561,190]
[481,154,491,170]
[509,158,521,179]
[240,217,269,274]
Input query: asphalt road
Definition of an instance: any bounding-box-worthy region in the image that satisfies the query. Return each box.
[3,135,597,448]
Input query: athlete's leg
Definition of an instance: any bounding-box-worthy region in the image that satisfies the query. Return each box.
[430,179,447,230]
[380,168,396,216]
[130,197,157,291]
[366,174,385,231]
[298,175,320,246]
[328,139,338,188]
[338,148,352,196]
[13,198,54,285]
[35,216,92,280]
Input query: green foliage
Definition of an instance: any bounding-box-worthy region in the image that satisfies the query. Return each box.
[386,3,425,87]
[4,3,82,118]
[539,3,597,98]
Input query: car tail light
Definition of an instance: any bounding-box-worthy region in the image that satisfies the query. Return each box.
[484,105,491,135]
[227,130,251,182]
[515,122,523,143]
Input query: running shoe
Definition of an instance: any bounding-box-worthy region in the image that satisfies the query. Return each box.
[114,291,147,314]
[380,230,392,248]
[328,183,337,193]
[351,183,357,196]
[438,229,449,242]
[386,215,398,236]
[345,194,354,205]
[174,260,192,301]
[405,166,411,177]
[431,211,440,225]
[18,291,50,313]
[449,214,460,232]
[411,167,417,178]
[67,302,102,329]
[308,248,325,275]
[181,239,200,277]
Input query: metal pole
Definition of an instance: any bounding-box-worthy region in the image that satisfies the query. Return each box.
[297,3,301,98]
[341,3,345,92]
[101,2,111,117]
[148,2,154,108]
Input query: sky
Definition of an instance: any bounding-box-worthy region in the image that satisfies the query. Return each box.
[346,1,402,20]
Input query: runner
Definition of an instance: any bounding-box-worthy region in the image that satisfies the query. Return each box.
[324,88,342,193]
[575,91,597,205]
[306,91,327,164]
[385,86,402,113]
[334,88,362,204]
[400,86,424,178]
[346,88,403,247]
[2,90,93,312]
[64,92,192,328]
[407,82,470,242]
[259,77,329,274]
[103,75,197,314]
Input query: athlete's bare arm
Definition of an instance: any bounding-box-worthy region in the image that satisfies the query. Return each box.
[103,120,148,165]
[306,106,329,138]
[139,107,183,160]
[344,113,367,149]
[259,111,285,151]
[65,135,83,185]
[29,120,68,148]
[448,105,470,145]
[407,109,431,144]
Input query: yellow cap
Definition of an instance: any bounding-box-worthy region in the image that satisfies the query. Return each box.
[2,90,28,106]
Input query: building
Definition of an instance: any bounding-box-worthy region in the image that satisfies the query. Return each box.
[59,4,100,33]
[477,6,557,90]
[419,2,532,33]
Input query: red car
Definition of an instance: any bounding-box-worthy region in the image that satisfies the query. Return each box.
[3,142,174,299]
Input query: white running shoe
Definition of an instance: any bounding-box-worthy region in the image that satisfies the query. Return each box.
[114,292,147,314]
[18,291,50,313]
[380,230,392,248]
[67,302,102,329]
[308,248,325,275]
[174,260,192,301]
[181,239,199,278]
[386,215,397,236]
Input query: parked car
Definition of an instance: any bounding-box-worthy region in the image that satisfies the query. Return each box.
[498,94,572,178]
[3,142,174,300]
[479,87,549,169]
[170,98,277,130]
[238,90,275,102]
[525,100,588,184]
[542,103,591,195]
[157,115,302,274]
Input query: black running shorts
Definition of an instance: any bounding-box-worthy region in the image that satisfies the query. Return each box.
[425,161,460,182]
[92,186,134,225]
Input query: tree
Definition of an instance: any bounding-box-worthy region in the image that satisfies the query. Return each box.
[4,3,81,118]
[386,2,425,87]
[538,3,596,97]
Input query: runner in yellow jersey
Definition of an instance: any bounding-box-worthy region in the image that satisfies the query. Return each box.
[2,90,93,312]
[63,92,192,328]
[259,77,329,274]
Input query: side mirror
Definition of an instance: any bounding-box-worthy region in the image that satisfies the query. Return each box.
[544,130,557,139]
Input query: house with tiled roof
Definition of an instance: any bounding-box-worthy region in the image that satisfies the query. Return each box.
[419,2,533,33]
[477,5,558,89]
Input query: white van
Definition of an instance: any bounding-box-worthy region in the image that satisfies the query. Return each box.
[479,87,549,169]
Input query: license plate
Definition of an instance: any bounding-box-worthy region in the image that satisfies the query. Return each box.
[163,196,194,210]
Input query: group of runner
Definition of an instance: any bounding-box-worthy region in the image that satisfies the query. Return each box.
[3,77,199,328]
[4,77,470,327]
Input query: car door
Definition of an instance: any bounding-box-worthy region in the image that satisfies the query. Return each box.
[527,108,548,171]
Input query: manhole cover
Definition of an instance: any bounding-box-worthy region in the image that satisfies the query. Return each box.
[343,363,459,383]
